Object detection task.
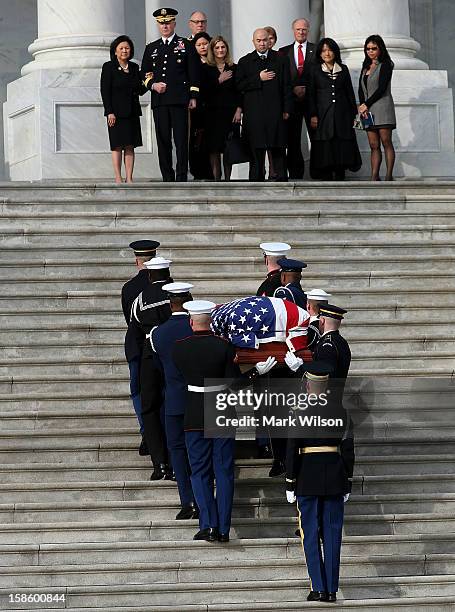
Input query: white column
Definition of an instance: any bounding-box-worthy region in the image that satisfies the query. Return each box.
[230,0,310,62]
[324,0,427,70]
[23,0,125,73]
[145,1,220,44]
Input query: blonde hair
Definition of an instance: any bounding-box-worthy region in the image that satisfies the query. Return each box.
[207,36,234,67]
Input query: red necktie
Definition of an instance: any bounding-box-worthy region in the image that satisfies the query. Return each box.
[298,44,304,76]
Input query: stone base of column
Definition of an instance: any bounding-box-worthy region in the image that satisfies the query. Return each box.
[351,69,455,178]
[3,69,160,181]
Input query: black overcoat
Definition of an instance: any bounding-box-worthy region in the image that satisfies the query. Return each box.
[236,49,292,149]
[307,64,358,141]
[100,60,144,118]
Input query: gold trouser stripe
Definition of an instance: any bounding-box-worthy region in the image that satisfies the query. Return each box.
[296,499,312,590]
[299,446,339,454]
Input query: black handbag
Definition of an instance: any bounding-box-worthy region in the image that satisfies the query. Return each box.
[224,123,251,165]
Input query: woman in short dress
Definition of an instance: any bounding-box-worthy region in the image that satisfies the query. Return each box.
[100,35,145,183]
[358,35,396,181]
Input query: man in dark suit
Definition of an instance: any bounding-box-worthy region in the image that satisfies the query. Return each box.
[141,7,200,181]
[236,28,293,182]
[121,240,159,455]
[279,18,316,179]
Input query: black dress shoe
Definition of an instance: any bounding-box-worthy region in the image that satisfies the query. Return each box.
[218,533,229,543]
[268,459,285,477]
[257,444,273,459]
[193,528,218,542]
[307,591,328,602]
[175,503,199,520]
[327,592,337,603]
[150,463,172,481]
[138,437,149,456]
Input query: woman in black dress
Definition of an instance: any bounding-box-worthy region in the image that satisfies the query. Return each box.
[188,32,213,180]
[100,35,145,183]
[203,36,242,181]
[308,38,361,180]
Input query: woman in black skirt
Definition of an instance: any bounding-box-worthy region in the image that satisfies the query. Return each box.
[100,35,145,183]
[308,38,361,180]
[203,36,242,180]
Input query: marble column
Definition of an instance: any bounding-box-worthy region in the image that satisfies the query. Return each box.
[324,0,455,177]
[324,0,427,69]
[144,1,220,44]
[4,0,158,180]
[230,0,310,62]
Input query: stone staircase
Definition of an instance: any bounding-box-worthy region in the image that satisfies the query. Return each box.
[0,180,455,611]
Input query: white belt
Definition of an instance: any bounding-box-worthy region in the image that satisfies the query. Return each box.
[188,384,228,393]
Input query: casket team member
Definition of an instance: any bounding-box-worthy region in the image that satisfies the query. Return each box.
[100,35,145,183]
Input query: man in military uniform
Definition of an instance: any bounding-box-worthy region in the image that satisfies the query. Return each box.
[172,300,277,542]
[256,242,292,297]
[141,7,200,182]
[129,256,173,479]
[305,288,331,352]
[273,258,308,309]
[285,372,355,603]
[150,282,198,520]
[121,240,160,455]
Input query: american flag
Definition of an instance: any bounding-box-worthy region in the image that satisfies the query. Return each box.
[211,296,309,349]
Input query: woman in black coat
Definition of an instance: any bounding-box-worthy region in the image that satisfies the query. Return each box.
[100,35,146,183]
[203,36,242,180]
[308,38,361,180]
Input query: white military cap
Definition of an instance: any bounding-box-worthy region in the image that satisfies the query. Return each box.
[162,282,193,294]
[183,300,216,315]
[144,256,172,270]
[306,289,332,301]
[260,242,291,256]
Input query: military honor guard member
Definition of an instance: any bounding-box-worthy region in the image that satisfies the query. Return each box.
[256,242,292,297]
[273,258,308,309]
[121,240,160,455]
[173,300,276,542]
[305,288,332,352]
[150,282,198,520]
[141,8,200,182]
[284,303,351,393]
[286,372,355,603]
[129,256,173,479]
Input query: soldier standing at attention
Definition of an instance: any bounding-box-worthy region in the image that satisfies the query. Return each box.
[141,7,200,182]
[256,242,292,297]
[121,240,160,455]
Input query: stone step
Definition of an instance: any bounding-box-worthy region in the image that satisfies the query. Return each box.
[2,533,453,568]
[0,573,455,608]
[2,494,453,525]
[0,511,453,546]
[3,552,455,589]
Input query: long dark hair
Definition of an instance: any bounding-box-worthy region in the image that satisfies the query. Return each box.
[110,35,134,61]
[362,34,394,70]
[315,38,342,65]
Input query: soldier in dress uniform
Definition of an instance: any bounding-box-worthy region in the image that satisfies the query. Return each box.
[129,256,173,479]
[285,371,355,603]
[273,258,308,309]
[256,242,292,297]
[121,240,160,455]
[150,282,198,520]
[141,7,200,182]
[305,288,332,352]
[172,300,277,542]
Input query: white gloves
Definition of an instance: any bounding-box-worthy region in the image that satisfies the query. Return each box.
[255,356,277,375]
[343,493,350,503]
[286,490,296,504]
[284,350,303,373]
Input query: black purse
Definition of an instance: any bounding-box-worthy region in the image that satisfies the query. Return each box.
[224,123,251,165]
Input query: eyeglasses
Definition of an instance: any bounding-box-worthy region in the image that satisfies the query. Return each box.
[190,19,207,24]
[366,46,379,51]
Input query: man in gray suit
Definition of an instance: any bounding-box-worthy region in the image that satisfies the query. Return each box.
[279,18,317,179]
